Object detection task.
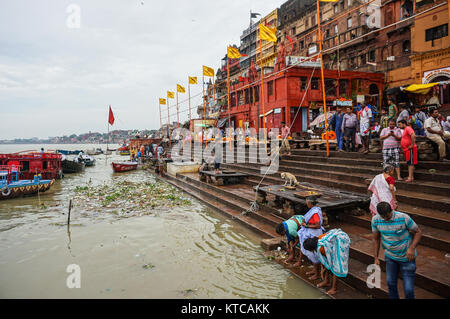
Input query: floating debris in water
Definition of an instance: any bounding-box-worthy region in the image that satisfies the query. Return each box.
[142,263,155,269]
[70,180,192,218]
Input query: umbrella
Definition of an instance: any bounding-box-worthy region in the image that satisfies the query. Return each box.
[309,111,335,127]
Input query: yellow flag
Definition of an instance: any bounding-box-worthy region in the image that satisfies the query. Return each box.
[227,46,241,59]
[177,84,185,93]
[167,91,174,99]
[159,98,166,105]
[203,65,215,77]
[259,24,277,43]
[189,76,197,84]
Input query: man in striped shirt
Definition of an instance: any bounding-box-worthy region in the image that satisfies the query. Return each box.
[372,202,422,299]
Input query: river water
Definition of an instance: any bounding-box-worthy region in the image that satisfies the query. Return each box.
[0,144,326,299]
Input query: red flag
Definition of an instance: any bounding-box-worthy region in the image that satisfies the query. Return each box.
[108,106,115,125]
[286,35,294,50]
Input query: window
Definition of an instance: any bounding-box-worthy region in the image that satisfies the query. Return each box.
[403,40,410,53]
[326,28,330,38]
[300,40,304,49]
[347,17,352,29]
[339,79,349,96]
[300,77,307,91]
[311,16,315,26]
[325,79,336,96]
[334,24,338,34]
[311,77,319,90]
[347,0,351,7]
[292,27,296,35]
[305,17,309,28]
[368,50,375,62]
[334,5,338,14]
[268,81,273,96]
[360,54,366,65]
[340,1,344,11]
[425,24,448,42]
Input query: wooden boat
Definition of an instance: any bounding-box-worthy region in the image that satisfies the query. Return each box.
[0,151,63,180]
[76,153,95,166]
[61,156,85,173]
[0,165,54,200]
[57,150,82,155]
[112,161,138,173]
[86,148,103,155]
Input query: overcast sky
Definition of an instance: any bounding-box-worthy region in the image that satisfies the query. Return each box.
[0,0,285,140]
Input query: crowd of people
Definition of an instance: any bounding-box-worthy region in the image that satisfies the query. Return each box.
[130,143,165,162]
[275,195,422,299]
[329,101,450,163]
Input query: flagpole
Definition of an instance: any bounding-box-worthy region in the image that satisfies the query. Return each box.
[159,102,163,139]
[227,55,232,149]
[176,91,180,129]
[317,0,330,157]
[188,81,192,148]
[167,97,171,147]
[259,32,267,148]
[203,74,206,147]
[107,106,109,153]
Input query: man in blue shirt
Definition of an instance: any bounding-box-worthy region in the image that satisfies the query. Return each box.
[329,106,344,151]
[372,202,422,299]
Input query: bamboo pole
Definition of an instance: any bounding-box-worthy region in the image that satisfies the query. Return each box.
[317,0,330,157]
[159,102,163,139]
[227,56,232,148]
[176,91,180,129]
[188,81,192,148]
[167,97,171,147]
[259,35,267,148]
[203,74,206,147]
[67,199,72,225]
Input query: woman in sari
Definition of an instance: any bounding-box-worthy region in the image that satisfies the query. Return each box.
[297,196,325,280]
[303,228,351,295]
[368,165,397,217]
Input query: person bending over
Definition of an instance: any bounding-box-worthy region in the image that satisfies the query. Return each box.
[303,228,351,295]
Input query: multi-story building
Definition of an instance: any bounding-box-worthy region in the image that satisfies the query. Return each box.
[410,0,449,83]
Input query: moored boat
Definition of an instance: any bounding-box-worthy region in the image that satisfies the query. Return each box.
[0,151,63,180]
[57,150,83,155]
[86,148,104,156]
[112,161,138,173]
[76,152,96,167]
[61,155,85,173]
[0,165,55,200]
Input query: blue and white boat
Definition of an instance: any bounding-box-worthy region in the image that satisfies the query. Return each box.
[0,165,54,200]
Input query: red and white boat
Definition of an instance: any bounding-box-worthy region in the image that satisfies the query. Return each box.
[112,161,138,173]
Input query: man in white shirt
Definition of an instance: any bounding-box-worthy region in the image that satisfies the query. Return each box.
[424,109,450,161]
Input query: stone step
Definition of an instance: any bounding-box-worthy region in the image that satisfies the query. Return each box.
[289,149,450,171]
[277,160,450,197]
[187,168,449,252]
[223,162,450,214]
[159,173,368,299]
[282,154,450,184]
[160,171,443,298]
